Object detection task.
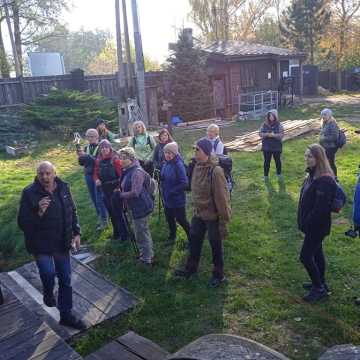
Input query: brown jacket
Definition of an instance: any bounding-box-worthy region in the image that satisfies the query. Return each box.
[191,157,231,223]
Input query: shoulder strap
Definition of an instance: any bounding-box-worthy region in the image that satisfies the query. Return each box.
[147,135,154,150]
[214,138,219,151]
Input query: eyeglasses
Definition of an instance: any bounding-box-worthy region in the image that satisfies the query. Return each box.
[193,146,200,151]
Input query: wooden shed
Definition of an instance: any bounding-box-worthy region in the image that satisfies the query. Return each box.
[201,41,306,117]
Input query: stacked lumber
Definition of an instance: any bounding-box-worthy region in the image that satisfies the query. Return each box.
[225,119,321,152]
[176,117,235,131]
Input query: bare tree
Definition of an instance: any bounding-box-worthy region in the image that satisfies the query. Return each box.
[331,0,360,89]
[189,0,276,42]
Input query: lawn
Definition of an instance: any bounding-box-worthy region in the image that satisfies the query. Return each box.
[1,102,360,359]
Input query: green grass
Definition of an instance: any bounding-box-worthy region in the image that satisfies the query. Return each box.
[2,102,360,359]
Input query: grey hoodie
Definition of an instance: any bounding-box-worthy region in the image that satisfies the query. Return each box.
[320,120,339,149]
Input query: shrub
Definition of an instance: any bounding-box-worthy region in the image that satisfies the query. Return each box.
[22,89,117,134]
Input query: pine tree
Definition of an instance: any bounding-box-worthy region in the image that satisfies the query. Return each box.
[280,0,331,64]
[166,32,213,122]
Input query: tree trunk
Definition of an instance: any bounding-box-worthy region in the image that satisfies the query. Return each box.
[12,1,23,75]
[336,25,346,91]
[0,20,10,78]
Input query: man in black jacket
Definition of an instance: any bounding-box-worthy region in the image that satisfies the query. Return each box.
[18,161,86,330]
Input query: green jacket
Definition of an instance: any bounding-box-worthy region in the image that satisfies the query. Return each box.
[129,133,156,161]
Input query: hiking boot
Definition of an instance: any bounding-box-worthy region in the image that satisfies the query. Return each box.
[277,174,284,182]
[303,286,328,303]
[263,176,269,182]
[174,268,196,279]
[59,313,87,330]
[303,282,330,293]
[43,293,56,307]
[136,258,154,268]
[209,276,227,288]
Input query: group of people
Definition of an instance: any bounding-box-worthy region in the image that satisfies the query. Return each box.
[259,107,344,303]
[16,107,345,330]
[17,119,232,329]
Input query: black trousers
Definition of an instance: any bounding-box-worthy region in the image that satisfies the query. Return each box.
[263,151,282,176]
[300,233,326,288]
[325,147,337,177]
[102,189,128,240]
[164,206,190,240]
[186,216,224,279]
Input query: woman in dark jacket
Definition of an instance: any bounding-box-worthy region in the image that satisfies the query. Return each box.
[160,142,190,243]
[298,144,337,303]
[153,128,173,172]
[259,109,284,180]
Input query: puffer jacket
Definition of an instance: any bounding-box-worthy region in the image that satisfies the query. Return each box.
[18,177,80,255]
[320,120,339,149]
[160,155,188,209]
[191,157,231,222]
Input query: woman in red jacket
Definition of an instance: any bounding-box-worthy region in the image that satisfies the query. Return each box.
[94,140,128,241]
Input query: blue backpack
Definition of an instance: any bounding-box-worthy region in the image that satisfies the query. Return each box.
[332,182,346,213]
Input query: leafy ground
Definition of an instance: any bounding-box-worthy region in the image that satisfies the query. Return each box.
[1,100,360,359]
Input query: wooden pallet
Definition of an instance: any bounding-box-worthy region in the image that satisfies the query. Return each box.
[0,283,82,360]
[225,119,321,152]
[0,258,138,340]
[84,331,169,360]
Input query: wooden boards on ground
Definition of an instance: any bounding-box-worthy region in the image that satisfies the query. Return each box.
[0,283,82,360]
[1,257,138,341]
[84,331,169,360]
[225,119,321,152]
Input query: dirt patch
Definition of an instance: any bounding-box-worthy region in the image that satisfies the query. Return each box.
[303,94,360,106]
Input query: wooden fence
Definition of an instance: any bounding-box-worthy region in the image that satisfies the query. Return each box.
[318,69,359,91]
[0,70,166,125]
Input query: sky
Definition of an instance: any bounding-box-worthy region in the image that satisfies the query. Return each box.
[65,0,197,64]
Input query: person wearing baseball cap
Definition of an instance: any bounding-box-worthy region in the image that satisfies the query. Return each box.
[175,137,231,288]
[160,141,190,244]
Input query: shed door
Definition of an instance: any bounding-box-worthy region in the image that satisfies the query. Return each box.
[213,78,226,111]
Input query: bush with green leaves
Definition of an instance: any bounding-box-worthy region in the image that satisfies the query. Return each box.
[22,89,117,134]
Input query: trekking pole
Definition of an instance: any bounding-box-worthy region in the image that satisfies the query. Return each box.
[123,211,139,257]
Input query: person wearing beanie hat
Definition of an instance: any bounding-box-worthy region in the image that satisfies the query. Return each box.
[94,140,128,241]
[160,141,190,244]
[196,137,213,157]
[163,142,179,156]
[259,109,284,181]
[319,108,340,177]
[174,137,231,288]
[153,128,174,172]
[118,147,155,267]
[96,117,116,142]
[78,128,108,230]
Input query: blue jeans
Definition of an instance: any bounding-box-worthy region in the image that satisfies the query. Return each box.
[35,253,72,316]
[85,174,108,222]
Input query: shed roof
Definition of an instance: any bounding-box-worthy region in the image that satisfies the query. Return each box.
[201,41,305,60]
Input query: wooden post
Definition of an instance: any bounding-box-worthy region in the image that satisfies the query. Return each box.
[122,0,136,98]
[131,0,149,125]
[276,59,281,82]
[115,0,126,101]
[299,60,304,101]
[3,0,21,78]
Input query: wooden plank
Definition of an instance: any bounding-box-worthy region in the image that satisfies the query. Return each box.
[0,273,75,340]
[17,262,106,326]
[70,258,137,310]
[116,331,170,360]
[84,341,141,360]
